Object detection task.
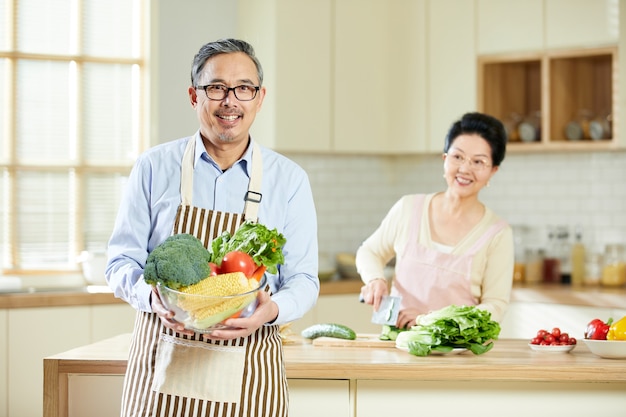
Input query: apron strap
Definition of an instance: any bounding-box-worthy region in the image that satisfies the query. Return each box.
[180,137,195,206]
[243,142,263,223]
[180,136,263,222]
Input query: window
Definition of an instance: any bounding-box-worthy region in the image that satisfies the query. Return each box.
[0,0,147,274]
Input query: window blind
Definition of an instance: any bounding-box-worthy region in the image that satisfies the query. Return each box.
[0,0,145,273]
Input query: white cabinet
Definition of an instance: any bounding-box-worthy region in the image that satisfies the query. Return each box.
[289,379,350,417]
[499,301,611,339]
[333,0,427,154]
[66,376,350,417]
[91,303,137,342]
[237,0,333,152]
[0,309,7,417]
[291,294,382,336]
[427,0,477,152]
[545,0,619,49]
[356,380,626,417]
[8,306,91,417]
[4,303,135,417]
[477,0,544,54]
[239,0,431,154]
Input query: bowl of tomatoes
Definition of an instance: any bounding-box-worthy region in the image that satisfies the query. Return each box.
[528,327,577,353]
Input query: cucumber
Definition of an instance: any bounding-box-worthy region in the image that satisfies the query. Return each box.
[300,323,357,340]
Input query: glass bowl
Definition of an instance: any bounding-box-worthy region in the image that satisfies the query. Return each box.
[583,339,626,359]
[157,275,266,333]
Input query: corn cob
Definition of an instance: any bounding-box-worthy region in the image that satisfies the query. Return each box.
[176,272,258,321]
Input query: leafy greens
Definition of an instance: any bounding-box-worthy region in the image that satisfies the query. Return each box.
[395,305,501,356]
[209,221,287,274]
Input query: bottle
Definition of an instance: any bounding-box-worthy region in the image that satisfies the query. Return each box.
[557,226,571,284]
[570,226,586,286]
[542,228,560,283]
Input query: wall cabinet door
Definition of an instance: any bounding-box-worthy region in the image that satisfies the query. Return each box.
[238,0,333,152]
[545,0,619,49]
[477,0,544,54]
[334,0,427,154]
[427,0,477,153]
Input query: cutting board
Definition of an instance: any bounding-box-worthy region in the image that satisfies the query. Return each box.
[311,333,396,348]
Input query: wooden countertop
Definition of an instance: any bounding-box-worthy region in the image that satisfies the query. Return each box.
[4,279,626,309]
[44,333,626,417]
[44,333,626,384]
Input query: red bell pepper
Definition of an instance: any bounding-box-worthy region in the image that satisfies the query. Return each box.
[584,318,613,340]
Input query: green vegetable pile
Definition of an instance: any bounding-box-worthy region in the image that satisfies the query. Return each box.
[395,305,501,356]
[210,221,286,274]
[144,234,211,290]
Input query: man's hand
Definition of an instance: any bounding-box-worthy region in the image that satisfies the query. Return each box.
[150,286,195,336]
[204,291,278,341]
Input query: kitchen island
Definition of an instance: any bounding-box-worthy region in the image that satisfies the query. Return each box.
[44,333,626,417]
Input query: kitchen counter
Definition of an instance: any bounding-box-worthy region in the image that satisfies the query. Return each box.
[3,280,625,309]
[44,333,626,417]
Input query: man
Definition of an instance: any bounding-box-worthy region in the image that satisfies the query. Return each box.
[106,38,319,417]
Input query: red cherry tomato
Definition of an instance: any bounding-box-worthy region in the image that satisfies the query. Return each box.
[551,327,561,338]
[208,262,219,276]
[220,251,256,277]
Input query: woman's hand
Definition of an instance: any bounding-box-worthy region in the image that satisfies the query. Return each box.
[205,291,278,341]
[150,286,195,336]
[360,278,389,311]
[396,308,420,329]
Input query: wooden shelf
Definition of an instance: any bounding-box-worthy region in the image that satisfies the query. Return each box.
[478,47,618,151]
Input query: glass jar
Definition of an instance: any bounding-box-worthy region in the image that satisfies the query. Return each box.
[525,249,544,284]
[601,244,626,287]
[584,253,603,286]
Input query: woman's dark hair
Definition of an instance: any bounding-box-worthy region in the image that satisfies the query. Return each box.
[443,112,507,167]
[190,38,263,87]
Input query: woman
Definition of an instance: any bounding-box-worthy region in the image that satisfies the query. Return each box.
[356,112,513,328]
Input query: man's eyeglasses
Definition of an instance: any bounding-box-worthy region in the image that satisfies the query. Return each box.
[444,152,492,171]
[196,84,260,101]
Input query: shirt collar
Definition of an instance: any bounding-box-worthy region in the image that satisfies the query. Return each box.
[192,130,254,177]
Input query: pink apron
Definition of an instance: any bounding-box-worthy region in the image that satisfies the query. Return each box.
[120,138,287,417]
[392,194,506,313]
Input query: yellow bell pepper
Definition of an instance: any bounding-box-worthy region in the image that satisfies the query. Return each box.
[607,315,626,340]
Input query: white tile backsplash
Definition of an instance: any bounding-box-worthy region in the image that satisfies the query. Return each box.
[287,150,626,257]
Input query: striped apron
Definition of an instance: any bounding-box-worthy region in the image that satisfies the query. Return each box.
[120,138,288,417]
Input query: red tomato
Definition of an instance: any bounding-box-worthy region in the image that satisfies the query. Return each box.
[544,334,556,344]
[569,337,577,345]
[537,329,549,338]
[551,327,561,338]
[208,262,219,276]
[220,251,256,277]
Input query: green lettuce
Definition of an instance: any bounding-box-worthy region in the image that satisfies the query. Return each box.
[395,305,501,356]
[209,222,287,274]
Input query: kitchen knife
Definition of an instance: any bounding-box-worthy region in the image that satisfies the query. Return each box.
[370,295,401,326]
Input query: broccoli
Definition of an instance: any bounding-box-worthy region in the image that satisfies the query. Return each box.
[144,234,212,289]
